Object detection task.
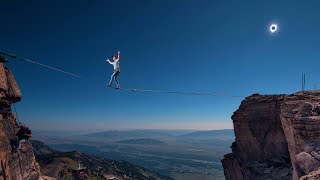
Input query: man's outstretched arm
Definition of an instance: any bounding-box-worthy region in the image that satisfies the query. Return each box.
[117,50,120,61]
[106,58,113,64]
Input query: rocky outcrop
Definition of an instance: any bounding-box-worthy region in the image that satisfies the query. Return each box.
[0,63,51,180]
[299,169,320,180]
[222,92,320,180]
[281,91,320,179]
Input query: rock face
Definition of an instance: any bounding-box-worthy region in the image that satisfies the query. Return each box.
[0,63,50,180]
[222,92,320,180]
[281,91,320,179]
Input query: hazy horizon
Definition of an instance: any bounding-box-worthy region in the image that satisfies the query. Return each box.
[31,122,234,133]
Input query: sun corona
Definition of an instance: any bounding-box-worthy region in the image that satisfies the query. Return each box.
[270,24,278,33]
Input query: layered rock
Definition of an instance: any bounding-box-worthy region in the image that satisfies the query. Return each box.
[0,63,48,180]
[222,92,320,180]
[222,94,291,180]
[281,91,320,179]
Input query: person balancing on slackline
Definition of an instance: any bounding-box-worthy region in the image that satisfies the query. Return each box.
[106,50,121,89]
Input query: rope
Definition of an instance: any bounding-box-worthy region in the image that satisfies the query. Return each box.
[12,104,21,126]
[0,50,244,98]
[124,88,244,98]
[0,50,87,80]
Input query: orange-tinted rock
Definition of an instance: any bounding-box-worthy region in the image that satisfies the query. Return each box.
[0,63,51,180]
[299,169,320,180]
[5,68,22,103]
[0,64,21,103]
[0,64,8,92]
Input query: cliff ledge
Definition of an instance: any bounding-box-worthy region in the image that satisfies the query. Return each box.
[222,91,320,180]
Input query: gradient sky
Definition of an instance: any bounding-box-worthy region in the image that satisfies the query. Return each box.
[1,0,320,131]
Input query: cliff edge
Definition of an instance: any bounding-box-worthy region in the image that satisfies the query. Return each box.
[0,62,52,180]
[222,92,320,180]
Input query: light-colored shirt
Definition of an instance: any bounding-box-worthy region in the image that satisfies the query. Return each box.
[110,60,120,70]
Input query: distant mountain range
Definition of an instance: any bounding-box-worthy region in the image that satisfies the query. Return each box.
[116,138,165,145]
[86,129,177,140]
[31,140,172,180]
[85,129,234,141]
[33,129,234,179]
[177,129,235,140]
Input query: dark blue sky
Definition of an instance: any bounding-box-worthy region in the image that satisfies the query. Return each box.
[1,0,320,131]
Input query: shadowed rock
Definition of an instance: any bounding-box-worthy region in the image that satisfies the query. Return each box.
[222,91,320,180]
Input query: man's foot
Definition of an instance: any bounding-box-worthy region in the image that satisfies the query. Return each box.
[106,84,112,87]
[115,86,120,89]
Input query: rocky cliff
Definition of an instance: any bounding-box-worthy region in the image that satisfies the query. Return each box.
[222,92,320,180]
[0,62,53,180]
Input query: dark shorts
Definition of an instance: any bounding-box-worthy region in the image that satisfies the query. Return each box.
[114,69,120,75]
